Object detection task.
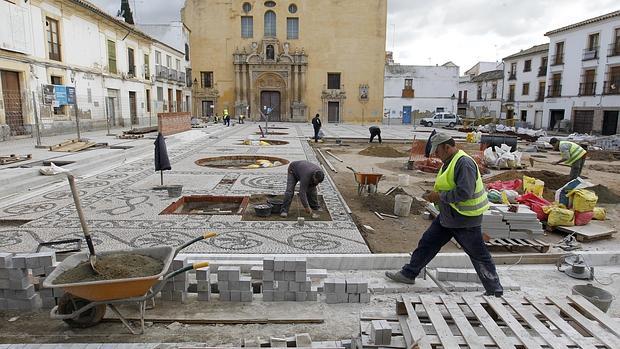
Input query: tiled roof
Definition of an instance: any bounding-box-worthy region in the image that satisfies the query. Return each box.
[471,70,503,82]
[545,10,620,36]
[503,44,549,61]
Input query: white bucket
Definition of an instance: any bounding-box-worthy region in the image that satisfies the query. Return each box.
[398,174,410,187]
[394,194,413,217]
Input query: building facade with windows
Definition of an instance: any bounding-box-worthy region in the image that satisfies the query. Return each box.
[502,44,549,128]
[457,62,504,118]
[383,54,459,124]
[0,0,190,140]
[182,0,387,123]
[543,10,620,135]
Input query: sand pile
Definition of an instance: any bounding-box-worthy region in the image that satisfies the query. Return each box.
[359,145,409,158]
[54,253,164,284]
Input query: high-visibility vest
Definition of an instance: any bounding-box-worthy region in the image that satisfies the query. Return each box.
[434,150,490,217]
[560,141,586,165]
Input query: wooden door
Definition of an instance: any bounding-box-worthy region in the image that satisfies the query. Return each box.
[128,91,137,125]
[167,89,173,111]
[176,90,182,112]
[603,111,618,135]
[260,91,281,121]
[1,71,26,136]
[328,101,340,123]
[573,110,593,134]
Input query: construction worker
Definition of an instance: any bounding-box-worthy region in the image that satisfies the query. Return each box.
[223,108,231,127]
[280,160,325,219]
[549,138,587,180]
[369,126,382,143]
[385,132,504,297]
[312,114,322,143]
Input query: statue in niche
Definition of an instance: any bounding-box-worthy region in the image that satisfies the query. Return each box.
[283,42,289,55]
[266,45,275,60]
[251,42,258,53]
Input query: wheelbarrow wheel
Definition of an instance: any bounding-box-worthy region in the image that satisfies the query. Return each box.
[57,293,106,328]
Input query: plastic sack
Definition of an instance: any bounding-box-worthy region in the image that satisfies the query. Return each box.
[574,211,594,226]
[567,189,598,212]
[555,178,595,206]
[486,179,522,191]
[593,207,606,220]
[503,190,519,204]
[488,189,502,203]
[544,205,574,226]
[483,147,498,166]
[39,163,69,176]
[318,129,325,139]
[517,192,551,221]
[523,176,544,197]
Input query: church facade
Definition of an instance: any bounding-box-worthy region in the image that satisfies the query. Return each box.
[182,0,387,123]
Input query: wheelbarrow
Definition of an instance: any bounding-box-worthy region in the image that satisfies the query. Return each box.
[42,232,217,334]
[346,166,383,195]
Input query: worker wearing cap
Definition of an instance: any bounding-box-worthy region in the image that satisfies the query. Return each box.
[280,160,325,219]
[385,132,504,297]
[549,138,587,180]
[369,126,382,143]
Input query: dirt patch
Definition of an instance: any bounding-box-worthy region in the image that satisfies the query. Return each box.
[589,163,620,174]
[589,185,620,204]
[53,253,164,284]
[195,155,289,169]
[588,150,617,161]
[241,194,332,221]
[359,145,409,158]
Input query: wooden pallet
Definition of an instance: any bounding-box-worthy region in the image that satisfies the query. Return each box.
[0,154,32,165]
[123,126,158,134]
[117,134,144,139]
[485,238,550,253]
[556,222,617,242]
[394,294,620,349]
[49,139,97,152]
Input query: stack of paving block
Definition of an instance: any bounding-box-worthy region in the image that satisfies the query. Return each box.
[482,211,511,238]
[0,252,57,311]
[196,267,211,301]
[493,205,545,237]
[160,255,188,302]
[323,277,370,304]
[218,266,252,302]
[435,268,481,283]
[262,257,318,302]
[369,320,392,346]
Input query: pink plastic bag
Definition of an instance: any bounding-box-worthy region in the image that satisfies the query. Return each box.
[574,211,594,226]
[517,192,551,221]
[486,179,522,191]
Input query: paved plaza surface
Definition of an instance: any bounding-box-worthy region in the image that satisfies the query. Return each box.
[0,122,444,254]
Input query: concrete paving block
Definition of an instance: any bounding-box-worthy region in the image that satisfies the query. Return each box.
[348,293,360,303]
[325,293,338,304]
[241,290,253,302]
[197,281,210,292]
[274,291,285,301]
[323,278,335,293]
[31,267,45,276]
[0,298,6,310]
[239,276,251,290]
[38,288,54,298]
[171,290,187,303]
[35,252,56,267]
[0,268,8,279]
[230,290,241,302]
[0,253,13,268]
[10,255,26,269]
[13,284,35,299]
[346,280,357,294]
[295,271,307,282]
[337,293,349,303]
[263,281,274,290]
[220,290,231,302]
[263,290,274,302]
[229,269,241,282]
[277,281,288,291]
[358,280,368,294]
[334,278,346,293]
[274,258,285,271]
[217,269,229,281]
[307,268,328,278]
[196,267,210,280]
[307,290,318,301]
[263,269,274,281]
[295,258,307,271]
[302,280,311,292]
[270,337,288,348]
[285,291,296,301]
[284,259,296,271]
[295,333,312,347]
[360,293,371,303]
[263,257,275,271]
[229,280,240,290]
[250,266,263,280]
[171,255,188,270]
[285,271,295,281]
[218,281,229,290]
[0,279,9,289]
[274,270,286,281]
[289,281,300,292]
[10,277,30,290]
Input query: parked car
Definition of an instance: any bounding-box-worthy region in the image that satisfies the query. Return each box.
[419,112,460,128]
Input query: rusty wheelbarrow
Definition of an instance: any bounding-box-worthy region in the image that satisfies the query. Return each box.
[42,232,217,334]
[346,166,383,195]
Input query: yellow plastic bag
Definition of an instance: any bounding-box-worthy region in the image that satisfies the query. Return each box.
[543,204,574,226]
[593,207,606,220]
[523,175,544,197]
[568,189,598,212]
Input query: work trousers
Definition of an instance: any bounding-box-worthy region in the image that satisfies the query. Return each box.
[369,130,382,143]
[570,157,586,180]
[401,217,503,294]
[313,126,321,142]
[281,171,320,213]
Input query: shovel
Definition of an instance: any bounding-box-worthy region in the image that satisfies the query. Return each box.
[67,174,99,274]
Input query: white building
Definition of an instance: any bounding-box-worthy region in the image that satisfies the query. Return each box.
[543,10,620,135]
[384,53,459,124]
[502,44,549,128]
[0,0,191,140]
[458,62,504,118]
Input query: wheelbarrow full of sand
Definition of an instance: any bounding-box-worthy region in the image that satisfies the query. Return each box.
[42,232,217,334]
[347,166,383,195]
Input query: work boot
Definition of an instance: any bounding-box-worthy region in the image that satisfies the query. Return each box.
[385,271,416,284]
[280,212,288,218]
[482,290,504,298]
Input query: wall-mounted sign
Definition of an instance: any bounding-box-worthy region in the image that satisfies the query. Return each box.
[42,84,76,106]
[359,84,369,101]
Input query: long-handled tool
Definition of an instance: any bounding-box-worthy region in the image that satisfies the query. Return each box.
[529,157,571,168]
[67,174,99,274]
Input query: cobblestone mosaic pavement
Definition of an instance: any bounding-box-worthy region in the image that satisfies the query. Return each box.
[0,123,370,254]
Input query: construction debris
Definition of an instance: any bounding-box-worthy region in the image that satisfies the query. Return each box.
[0,154,32,165]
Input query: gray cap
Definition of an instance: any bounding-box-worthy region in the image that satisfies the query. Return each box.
[429,132,453,154]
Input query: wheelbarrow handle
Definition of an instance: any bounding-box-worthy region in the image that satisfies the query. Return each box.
[346,166,357,173]
[163,261,210,281]
[174,231,218,256]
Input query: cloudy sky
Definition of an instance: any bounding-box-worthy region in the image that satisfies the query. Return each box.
[92,0,619,71]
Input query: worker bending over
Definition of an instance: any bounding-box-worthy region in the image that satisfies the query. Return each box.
[549,138,587,180]
[369,126,382,143]
[281,160,325,219]
[385,133,504,297]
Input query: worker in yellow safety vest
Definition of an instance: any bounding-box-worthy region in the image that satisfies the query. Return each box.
[549,138,587,180]
[385,132,503,297]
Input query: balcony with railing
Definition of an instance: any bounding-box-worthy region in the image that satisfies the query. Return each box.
[508,72,517,81]
[156,65,168,81]
[609,42,620,57]
[178,72,186,85]
[538,66,547,77]
[547,84,562,97]
[401,87,414,98]
[168,69,178,81]
[127,65,136,78]
[582,47,599,61]
[550,54,564,66]
[603,80,620,94]
[578,82,596,96]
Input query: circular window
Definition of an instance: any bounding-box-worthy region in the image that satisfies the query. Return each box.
[264,1,276,8]
[288,4,297,13]
[242,2,252,12]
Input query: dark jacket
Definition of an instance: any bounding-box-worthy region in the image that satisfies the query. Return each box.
[288,160,321,208]
[312,116,322,129]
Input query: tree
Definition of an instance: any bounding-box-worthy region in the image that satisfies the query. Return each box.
[119,0,134,25]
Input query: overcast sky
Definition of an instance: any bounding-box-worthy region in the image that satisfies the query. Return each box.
[91,0,619,71]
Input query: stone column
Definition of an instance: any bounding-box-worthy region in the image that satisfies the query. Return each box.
[291,65,297,103]
[298,65,306,103]
[241,64,248,105]
[234,65,241,104]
